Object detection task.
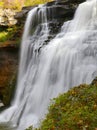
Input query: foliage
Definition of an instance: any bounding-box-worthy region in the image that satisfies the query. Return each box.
[0,0,53,10]
[24,0,53,7]
[0,31,8,42]
[0,25,23,43]
[31,83,97,130]
[0,1,4,7]
[0,0,24,10]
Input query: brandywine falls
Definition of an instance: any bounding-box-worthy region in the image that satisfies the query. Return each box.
[0,0,97,129]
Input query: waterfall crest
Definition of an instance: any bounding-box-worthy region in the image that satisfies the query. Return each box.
[0,0,97,129]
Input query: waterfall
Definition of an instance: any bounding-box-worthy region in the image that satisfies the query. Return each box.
[0,0,97,129]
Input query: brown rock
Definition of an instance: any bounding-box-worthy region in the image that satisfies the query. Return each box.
[0,41,19,105]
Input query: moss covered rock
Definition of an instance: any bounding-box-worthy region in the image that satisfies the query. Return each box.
[35,82,97,130]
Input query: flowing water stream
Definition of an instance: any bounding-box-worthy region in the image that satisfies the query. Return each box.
[0,0,97,129]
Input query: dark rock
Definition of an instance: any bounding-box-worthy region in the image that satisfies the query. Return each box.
[55,0,85,4]
[22,6,37,11]
[15,0,85,26]
[46,6,75,21]
[45,1,55,6]
[0,43,19,106]
[91,77,97,86]
[14,5,37,25]
[14,0,86,51]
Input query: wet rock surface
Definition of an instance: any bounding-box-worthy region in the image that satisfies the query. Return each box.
[0,42,19,106]
[15,0,85,25]
[91,77,97,86]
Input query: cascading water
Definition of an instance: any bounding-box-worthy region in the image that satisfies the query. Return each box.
[0,0,97,129]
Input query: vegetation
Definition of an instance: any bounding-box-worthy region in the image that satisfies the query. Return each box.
[0,0,53,42]
[26,82,97,130]
[0,25,23,44]
[0,0,24,10]
[0,0,53,10]
[0,31,8,42]
[24,0,53,7]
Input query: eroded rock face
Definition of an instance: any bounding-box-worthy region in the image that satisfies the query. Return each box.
[14,6,37,25]
[91,77,97,86]
[15,0,85,34]
[0,42,19,106]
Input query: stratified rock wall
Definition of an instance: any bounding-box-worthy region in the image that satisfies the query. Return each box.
[15,0,85,36]
[0,43,19,106]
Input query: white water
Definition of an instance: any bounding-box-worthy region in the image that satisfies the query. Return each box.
[0,0,97,129]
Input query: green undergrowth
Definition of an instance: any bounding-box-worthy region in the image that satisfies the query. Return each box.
[0,31,8,42]
[0,25,23,43]
[27,82,97,130]
[24,0,53,7]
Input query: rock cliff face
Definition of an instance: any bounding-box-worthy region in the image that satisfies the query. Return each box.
[15,0,85,38]
[0,42,19,106]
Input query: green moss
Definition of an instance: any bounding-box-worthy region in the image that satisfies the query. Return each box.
[33,84,97,130]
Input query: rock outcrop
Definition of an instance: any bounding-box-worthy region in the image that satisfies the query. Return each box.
[15,6,37,25]
[15,0,85,36]
[0,42,19,106]
[0,8,17,26]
